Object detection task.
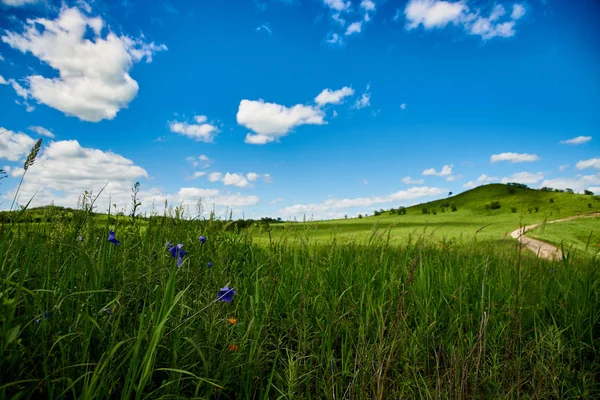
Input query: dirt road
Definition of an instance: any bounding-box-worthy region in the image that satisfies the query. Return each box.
[510,213,600,261]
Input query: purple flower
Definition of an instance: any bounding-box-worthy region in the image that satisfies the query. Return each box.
[103,307,113,315]
[217,286,236,303]
[107,230,120,246]
[207,261,213,267]
[167,243,187,267]
[199,235,207,244]
[37,310,50,323]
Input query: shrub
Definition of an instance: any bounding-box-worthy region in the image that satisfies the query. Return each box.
[422,208,430,215]
[549,198,554,203]
[485,201,501,210]
[511,207,517,213]
[397,207,407,215]
[588,203,593,209]
[528,208,533,214]
[534,206,539,213]
[358,214,363,219]
[584,190,594,195]
[440,201,450,208]
[432,209,437,215]
[451,205,458,212]
[566,188,574,194]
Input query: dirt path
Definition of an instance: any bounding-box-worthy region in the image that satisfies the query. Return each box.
[510,213,600,261]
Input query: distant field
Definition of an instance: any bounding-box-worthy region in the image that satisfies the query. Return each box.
[251,184,600,245]
[528,216,600,258]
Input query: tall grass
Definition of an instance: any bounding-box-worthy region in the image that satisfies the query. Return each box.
[0,206,599,398]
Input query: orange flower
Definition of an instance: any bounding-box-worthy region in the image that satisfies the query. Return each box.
[227,317,237,325]
[229,344,239,352]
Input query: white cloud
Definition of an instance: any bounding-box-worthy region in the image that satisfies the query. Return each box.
[1,0,37,6]
[332,110,338,118]
[445,174,463,182]
[280,186,447,218]
[263,173,272,183]
[422,164,453,176]
[405,0,466,29]
[246,172,260,182]
[1,7,166,122]
[560,136,592,145]
[363,178,368,185]
[404,0,527,40]
[323,0,350,12]
[314,86,354,106]
[559,164,569,171]
[0,127,36,161]
[511,4,525,20]
[270,197,284,204]
[256,25,272,35]
[400,103,407,110]
[345,21,362,35]
[490,152,539,163]
[326,33,343,45]
[28,125,55,138]
[539,174,600,194]
[0,75,7,85]
[352,86,371,109]
[186,154,214,168]
[360,0,375,12]
[169,115,220,142]
[222,173,250,188]
[500,171,544,185]
[208,172,222,182]
[463,173,497,188]
[576,158,600,170]
[192,171,206,178]
[402,176,425,185]
[332,13,346,25]
[238,99,325,144]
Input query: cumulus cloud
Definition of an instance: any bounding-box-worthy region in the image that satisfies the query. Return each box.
[490,152,539,163]
[445,174,463,182]
[1,0,37,6]
[500,171,544,185]
[238,99,325,144]
[402,176,425,185]
[576,158,600,170]
[422,164,453,176]
[28,125,55,138]
[463,173,497,188]
[345,21,362,35]
[1,7,166,121]
[404,0,527,40]
[246,172,260,182]
[323,0,350,12]
[0,75,7,85]
[222,173,250,188]
[186,154,214,168]
[539,173,600,194]
[560,136,592,145]
[280,186,447,218]
[208,172,222,182]
[0,127,36,161]
[400,103,407,110]
[314,86,354,106]
[169,116,220,142]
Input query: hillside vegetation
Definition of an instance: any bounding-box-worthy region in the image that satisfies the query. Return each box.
[253,184,600,244]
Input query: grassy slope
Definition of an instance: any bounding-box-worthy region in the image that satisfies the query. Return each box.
[254,184,600,244]
[528,216,600,257]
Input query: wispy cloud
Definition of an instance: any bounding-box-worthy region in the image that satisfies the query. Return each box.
[256,24,272,35]
[490,152,539,163]
[560,136,592,145]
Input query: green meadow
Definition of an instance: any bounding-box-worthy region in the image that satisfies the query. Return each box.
[0,183,599,398]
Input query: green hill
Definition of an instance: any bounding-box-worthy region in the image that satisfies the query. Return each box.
[255,184,600,244]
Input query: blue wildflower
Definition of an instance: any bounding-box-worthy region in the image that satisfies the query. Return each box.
[217,286,236,303]
[208,261,213,267]
[37,310,50,323]
[107,230,120,246]
[167,243,187,267]
[103,307,113,315]
[199,235,207,244]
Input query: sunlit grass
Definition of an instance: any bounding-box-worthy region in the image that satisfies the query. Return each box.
[1,208,599,398]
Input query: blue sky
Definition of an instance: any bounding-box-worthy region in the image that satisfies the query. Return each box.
[0,0,598,220]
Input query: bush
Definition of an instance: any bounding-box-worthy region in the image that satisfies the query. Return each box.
[485,201,501,210]
[534,206,539,213]
[440,201,450,208]
[451,205,458,212]
[511,207,517,213]
[549,198,554,203]
[528,208,533,214]
[432,209,437,215]
[584,190,594,196]
[422,208,430,215]
[566,188,574,194]
[397,207,407,215]
[588,203,593,209]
